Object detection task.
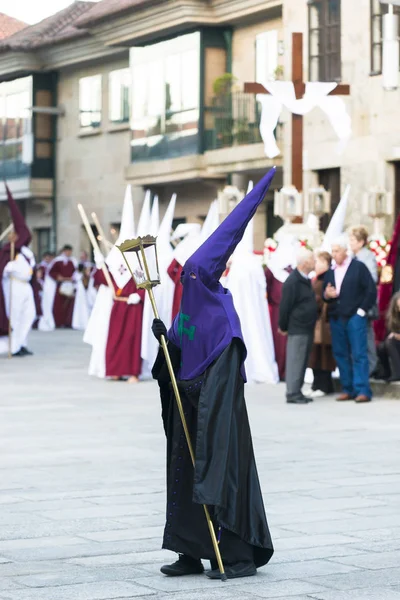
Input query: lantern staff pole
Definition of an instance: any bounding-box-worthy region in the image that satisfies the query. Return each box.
[119,250,227,582]
[0,223,13,244]
[91,212,114,253]
[77,204,115,294]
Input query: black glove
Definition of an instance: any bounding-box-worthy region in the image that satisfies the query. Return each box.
[152,318,167,343]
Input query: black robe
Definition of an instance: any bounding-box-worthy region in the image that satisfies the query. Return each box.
[152,338,274,568]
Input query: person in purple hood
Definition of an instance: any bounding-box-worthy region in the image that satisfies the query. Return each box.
[151,169,276,580]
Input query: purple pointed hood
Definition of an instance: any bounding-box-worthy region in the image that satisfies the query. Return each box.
[5,183,32,249]
[168,167,276,380]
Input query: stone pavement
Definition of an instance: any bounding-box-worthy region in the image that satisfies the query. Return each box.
[1,330,400,600]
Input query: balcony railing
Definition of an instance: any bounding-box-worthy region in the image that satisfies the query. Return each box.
[203,92,275,152]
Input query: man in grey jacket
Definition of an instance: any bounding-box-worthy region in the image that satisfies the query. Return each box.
[349,226,378,375]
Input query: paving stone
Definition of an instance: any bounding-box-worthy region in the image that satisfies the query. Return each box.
[308,589,400,600]
[0,518,128,541]
[231,578,330,598]
[0,539,162,562]
[81,526,163,543]
[273,534,362,551]
[270,544,365,564]
[13,565,152,588]
[328,550,400,570]
[303,567,400,591]
[261,559,360,582]
[2,581,156,599]
[68,550,173,568]
[284,515,400,536]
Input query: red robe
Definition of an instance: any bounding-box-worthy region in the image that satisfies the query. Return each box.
[96,271,145,378]
[375,215,400,342]
[167,258,183,321]
[48,258,76,328]
[31,270,43,329]
[265,266,287,381]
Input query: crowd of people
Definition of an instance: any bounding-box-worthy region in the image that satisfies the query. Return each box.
[1,180,400,403]
[278,225,400,404]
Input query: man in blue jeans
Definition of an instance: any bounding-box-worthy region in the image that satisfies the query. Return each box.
[324,237,377,403]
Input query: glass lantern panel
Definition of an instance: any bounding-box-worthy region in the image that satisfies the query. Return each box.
[143,244,160,282]
[121,251,144,286]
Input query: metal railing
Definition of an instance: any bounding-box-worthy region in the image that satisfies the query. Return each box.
[203,92,276,151]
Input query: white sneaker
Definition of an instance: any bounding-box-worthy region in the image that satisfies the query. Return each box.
[310,389,326,398]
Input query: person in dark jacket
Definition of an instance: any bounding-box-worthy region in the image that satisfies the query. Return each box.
[324,237,377,403]
[279,249,318,404]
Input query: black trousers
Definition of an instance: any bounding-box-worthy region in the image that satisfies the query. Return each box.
[312,369,334,394]
[377,337,400,381]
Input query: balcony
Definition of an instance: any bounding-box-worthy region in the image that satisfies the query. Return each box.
[203,92,264,151]
[126,91,282,185]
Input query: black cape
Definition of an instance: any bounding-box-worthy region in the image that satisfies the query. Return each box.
[153,338,274,568]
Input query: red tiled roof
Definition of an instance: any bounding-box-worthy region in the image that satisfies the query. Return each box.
[75,0,155,28]
[0,12,27,40]
[0,2,94,52]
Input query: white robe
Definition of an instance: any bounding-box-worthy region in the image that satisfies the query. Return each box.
[227,252,279,385]
[0,247,36,355]
[83,283,113,379]
[72,273,91,331]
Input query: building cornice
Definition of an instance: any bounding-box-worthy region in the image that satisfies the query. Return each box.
[0,51,42,83]
[0,38,128,81]
[38,37,128,71]
[87,0,282,48]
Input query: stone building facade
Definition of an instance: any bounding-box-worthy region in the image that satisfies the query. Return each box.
[282,0,400,235]
[0,0,398,257]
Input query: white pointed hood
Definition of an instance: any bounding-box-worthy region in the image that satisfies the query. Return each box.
[200,200,220,243]
[137,190,152,237]
[322,185,351,252]
[141,193,177,376]
[106,185,136,290]
[150,195,160,236]
[158,193,176,257]
[235,181,254,256]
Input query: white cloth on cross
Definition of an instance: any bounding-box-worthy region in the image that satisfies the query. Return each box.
[257,81,352,159]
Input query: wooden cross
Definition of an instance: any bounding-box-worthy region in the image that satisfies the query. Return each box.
[244,32,350,192]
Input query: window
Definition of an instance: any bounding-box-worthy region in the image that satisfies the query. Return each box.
[130,32,200,161]
[109,68,130,123]
[36,227,51,258]
[79,75,102,129]
[256,30,279,83]
[371,0,400,74]
[0,76,32,179]
[309,0,341,82]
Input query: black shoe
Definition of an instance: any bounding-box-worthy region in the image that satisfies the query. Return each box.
[160,554,204,577]
[20,347,33,356]
[287,396,310,404]
[12,349,25,357]
[206,561,256,580]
